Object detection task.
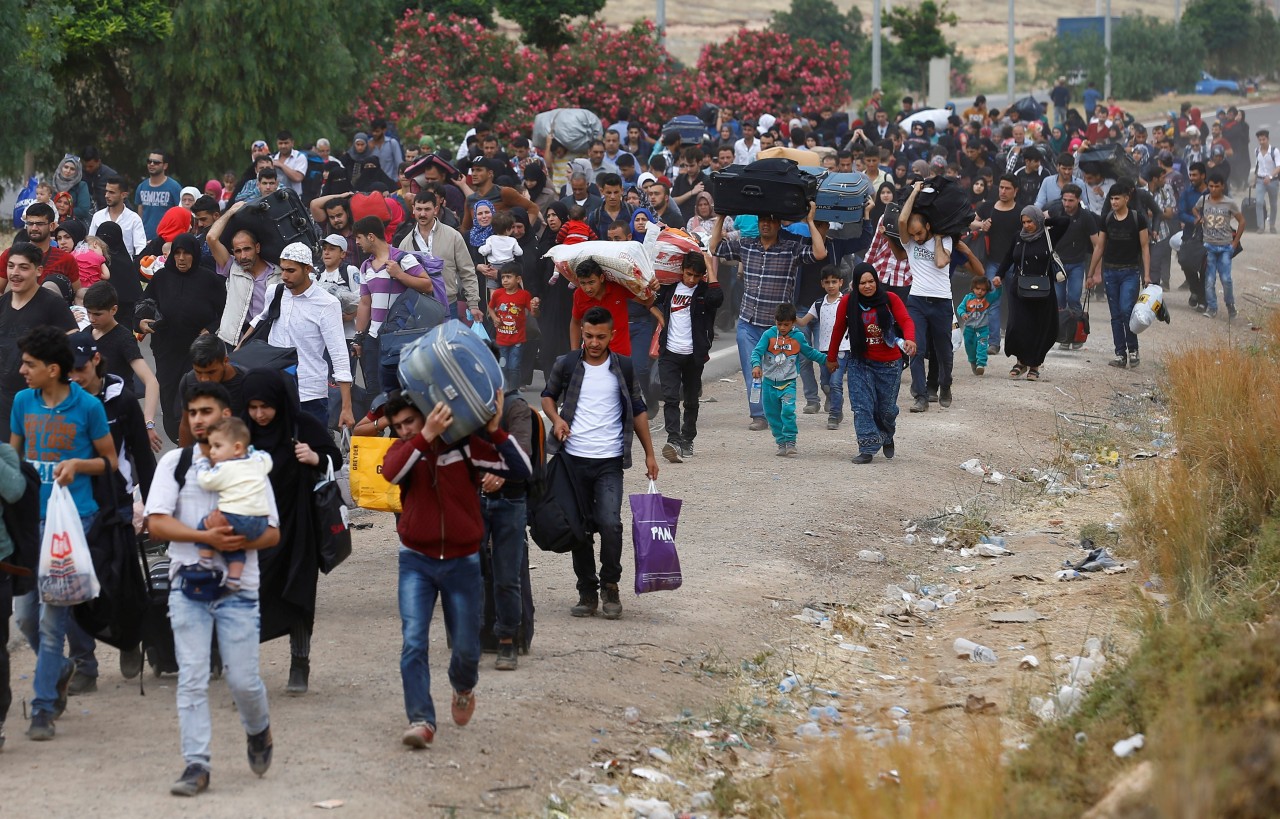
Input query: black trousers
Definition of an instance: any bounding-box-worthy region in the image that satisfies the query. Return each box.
[658,352,703,445]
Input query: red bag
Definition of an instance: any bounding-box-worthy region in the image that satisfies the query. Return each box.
[350,192,403,243]
[649,325,661,360]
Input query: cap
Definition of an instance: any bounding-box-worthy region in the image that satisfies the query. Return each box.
[71,330,98,369]
[251,139,268,150]
[1184,125,1200,137]
[1212,144,1226,156]
[279,242,314,267]
[322,233,348,252]
[469,156,503,175]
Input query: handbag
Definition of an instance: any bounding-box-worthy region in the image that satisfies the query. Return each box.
[529,454,592,554]
[348,434,402,513]
[1015,241,1053,299]
[314,461,352,573]
[38,483,100,606]
[1177,196,1208,272]
[230,285,298,374]
[630,481,683,594]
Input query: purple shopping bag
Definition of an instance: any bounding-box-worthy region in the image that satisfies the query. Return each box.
[630,481,683,594]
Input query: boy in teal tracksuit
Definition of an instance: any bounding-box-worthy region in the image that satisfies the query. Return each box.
[751,303,827,456]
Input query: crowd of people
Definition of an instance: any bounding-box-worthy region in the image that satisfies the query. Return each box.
[0,81,1256,795]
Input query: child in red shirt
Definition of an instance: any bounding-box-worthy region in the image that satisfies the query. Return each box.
[487,264,540,390]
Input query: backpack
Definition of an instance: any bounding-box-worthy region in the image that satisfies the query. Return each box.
[502,393,547,501]
[2,461,43,595]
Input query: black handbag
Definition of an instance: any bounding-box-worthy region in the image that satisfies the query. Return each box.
[529,454,592,554]
[314,463,352,574]
[1015,241,1054,299]
[229,285,299,374]
[1177,196,1208,272]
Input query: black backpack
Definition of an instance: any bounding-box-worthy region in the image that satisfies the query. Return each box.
[3,461,43,595]
[502,393,547,502]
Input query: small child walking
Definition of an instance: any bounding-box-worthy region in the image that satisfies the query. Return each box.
[196,417,273,591]
[479,211,524,267]
[487,263,539,391]
[751,303,827,456]
[956,276,1002,375]
[796,266,850,430]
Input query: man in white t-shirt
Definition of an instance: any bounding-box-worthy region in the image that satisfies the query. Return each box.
[144,382,280,797]
[733,119,761,166]
[654,252,723,463]
[88,176,148,255]
[896,180,984,412]
[797,268,851,429]
[541,306,659,621]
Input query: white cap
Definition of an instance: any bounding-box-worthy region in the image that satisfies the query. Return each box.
[758,113,777,133]
[279,242,314,267]
[322,233,348,252]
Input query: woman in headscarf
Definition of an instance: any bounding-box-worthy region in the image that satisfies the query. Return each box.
[868,182,897,232]
[537,202,575,379]
[827,263,916,464]
[137,233,226,441]
[94,221,143,326]
[204,179,225,210]
[993,206,1068,381]
[468,200,495,262]
[240,368,341,695]
[53,191,75,223]
[52,155,93,222]
[521,163,556,213]
[628,206,654,241]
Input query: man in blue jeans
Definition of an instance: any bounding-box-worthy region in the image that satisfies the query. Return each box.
[542,307,658,619]
[1088,180,1150,369]
[711,207,828,430]
[9,326,117,743]
[1047,184,1101,350]
[1195,173,1245,319]
[145,382,279,796]
[1253,129,1280,234]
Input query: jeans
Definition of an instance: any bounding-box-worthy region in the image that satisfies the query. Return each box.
[1149,241,1173,290]
[1056,261,1087,314]
[658,352,703,445]
[498,342,524,392]
[907,295,954,399]
[627,314,658,413]
[735,320,768,418]
[169,587,269,767]
[963,326,990,367]
[300,398,328,427]
[982,260,1005,347]
[1103,266,1141,356]
[762,378,798,446]
[480,495,527,641]
[1203,244,1236,312]
[848,357,902,455]
[0,574,11,724]
[561,453,624,596]
[398,548,482,727]
[1256,178,1278,229]
[795,323,819,406]
[825,351,849,421]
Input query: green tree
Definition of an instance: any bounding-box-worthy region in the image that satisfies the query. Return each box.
[397,0,496,27]
[882,0,958,93]
[0,0,59,177]
[133,0,359,180]
[770,0,865,54]
[495,0,606,53]
[1036,15,1205,101]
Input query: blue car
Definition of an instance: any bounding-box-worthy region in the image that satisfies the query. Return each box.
[1196,71,1240,95]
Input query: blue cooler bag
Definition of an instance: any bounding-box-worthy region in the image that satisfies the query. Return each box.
[397,320,504,445]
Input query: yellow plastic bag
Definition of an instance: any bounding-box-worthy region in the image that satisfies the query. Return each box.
[348,435,402,513]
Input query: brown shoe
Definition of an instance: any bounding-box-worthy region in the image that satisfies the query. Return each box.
[601,583,623,620]
[570,595,598,617]
[451,690,476,726]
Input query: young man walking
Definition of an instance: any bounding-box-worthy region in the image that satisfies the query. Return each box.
[542,306,659,619]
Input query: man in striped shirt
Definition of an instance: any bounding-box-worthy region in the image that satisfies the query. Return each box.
[352,216,431,393]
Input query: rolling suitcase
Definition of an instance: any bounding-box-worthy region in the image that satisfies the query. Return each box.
[397,320,504,445]
[710,158,818,221]
[814,172,871,227]
[662,115,708,145]
[479,537,535,654]
[225,188,321,265]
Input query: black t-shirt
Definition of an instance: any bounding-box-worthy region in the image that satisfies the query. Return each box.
[174,363,249,421]
[94,323,143,391]
[1048,204,1100,264]
[1102,209,1149,268]
[979,202,1023,265]
[0,289,77,393]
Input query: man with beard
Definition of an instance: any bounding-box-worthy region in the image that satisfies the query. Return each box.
[80,147,118,211]
[397,192,482,322]
[460,158,540,234]
[1,204,81,293]
[206,203,282,346]
[0,244,77,439]
[309,192,362,267]
[89,176,148,256]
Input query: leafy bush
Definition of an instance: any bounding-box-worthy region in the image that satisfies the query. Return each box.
[1036,14,1205,101]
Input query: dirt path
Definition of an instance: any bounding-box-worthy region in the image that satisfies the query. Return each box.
[6,241,1275,816]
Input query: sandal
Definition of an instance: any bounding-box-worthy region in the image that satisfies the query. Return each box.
[1026,368,1040,381]
[1009,364,1028,379]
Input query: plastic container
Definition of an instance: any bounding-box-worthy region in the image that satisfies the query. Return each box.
[953,638,998,663]
[749,377,762,405]
[778,673,800,694]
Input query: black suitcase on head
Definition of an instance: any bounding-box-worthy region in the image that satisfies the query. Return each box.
[710,158,818,220]
[663,115,708,145]
[225,188,322,266]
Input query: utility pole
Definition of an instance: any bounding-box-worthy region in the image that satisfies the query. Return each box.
[656,0,665,48]
[1007,0,1015,103]
[872,0,882,92]
[1104,0,1112,99]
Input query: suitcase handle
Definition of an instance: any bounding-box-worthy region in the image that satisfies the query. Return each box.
[742,185,763,197]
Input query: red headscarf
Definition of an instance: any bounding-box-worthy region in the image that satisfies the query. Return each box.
[156,206,192,243]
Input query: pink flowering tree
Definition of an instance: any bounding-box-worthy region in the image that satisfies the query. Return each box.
[696,29,852,116]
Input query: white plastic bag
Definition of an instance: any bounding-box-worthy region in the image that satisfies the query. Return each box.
[1129,284,1164,334]
[37,483,99,606]
[543,240,657,296]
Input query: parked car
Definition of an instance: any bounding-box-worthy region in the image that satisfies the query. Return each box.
[1196,71,1240,95]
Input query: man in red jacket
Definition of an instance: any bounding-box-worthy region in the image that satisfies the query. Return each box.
[381,390,531,749]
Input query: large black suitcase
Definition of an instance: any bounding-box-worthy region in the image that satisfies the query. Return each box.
[225,188,322,265]
[662,115,708,146]
[1078,144,1140,182]
[141,555,179,677]
[479,534,535,654]
[710,158,819,220]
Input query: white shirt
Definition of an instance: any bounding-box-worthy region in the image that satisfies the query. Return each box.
[563,359,623,459]
[409,222,437,257]
[273,150,309,195]
[805,293,850,352]
[733,137,760,166]
[1258,145,1280,179]
[905,236,954,299]
[665,283,696,355]
[251,282,353,402]
[144,447,281,591]
[89,207,147,256]
[479,234,522,266]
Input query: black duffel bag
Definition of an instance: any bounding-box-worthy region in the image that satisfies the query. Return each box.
[710,158,818,221]
[1078,144,1139,182]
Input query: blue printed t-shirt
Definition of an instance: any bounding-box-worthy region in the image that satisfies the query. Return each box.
[133,177,183,239]
[12,382,110,518]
